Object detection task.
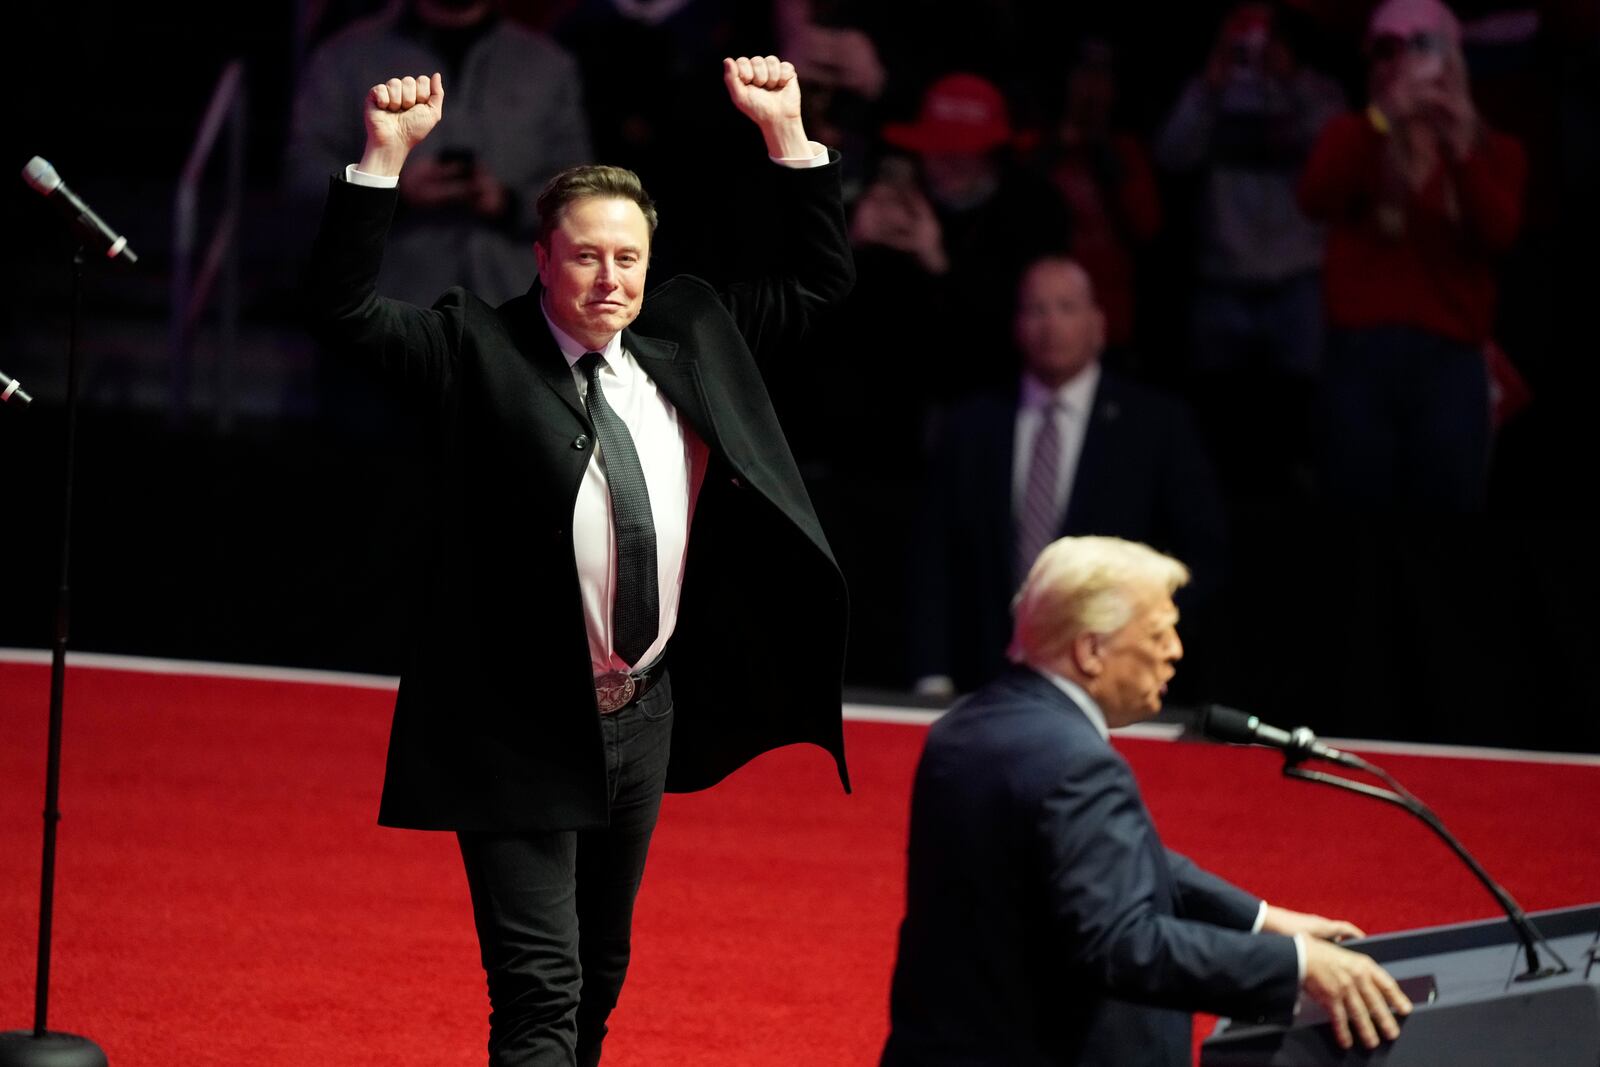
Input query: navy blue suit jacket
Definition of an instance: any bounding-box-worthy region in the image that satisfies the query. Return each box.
[909,371,1226,692]
[882,668,1299,1067]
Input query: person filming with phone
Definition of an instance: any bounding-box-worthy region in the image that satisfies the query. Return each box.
[1299,0,1526,513]
[1154,3,1345,503]
[288,0,594,308]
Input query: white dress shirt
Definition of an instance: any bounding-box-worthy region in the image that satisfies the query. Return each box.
[544,314,708,674]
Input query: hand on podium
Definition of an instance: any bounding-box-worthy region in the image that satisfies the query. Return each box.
[1261,904,1365,942]
[1301,936,1413,1051]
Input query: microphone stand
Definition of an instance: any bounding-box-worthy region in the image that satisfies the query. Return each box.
[1280,747,1569,983]
[0,247,110,1067]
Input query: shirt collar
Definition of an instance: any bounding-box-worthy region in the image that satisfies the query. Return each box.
[1020,362,1101,414]
[540,294,625,372]
[1033,665,1111,740]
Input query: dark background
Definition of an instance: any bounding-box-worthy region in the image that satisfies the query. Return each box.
[3,0,1598,752]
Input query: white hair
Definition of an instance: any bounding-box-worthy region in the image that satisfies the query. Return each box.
[1007,536,1189,668]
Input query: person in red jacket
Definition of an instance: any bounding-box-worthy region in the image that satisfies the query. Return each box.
[1299,0,1525,512]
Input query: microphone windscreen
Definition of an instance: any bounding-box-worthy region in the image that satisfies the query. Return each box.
[22,156,61,195]
[1199,704,1259,745]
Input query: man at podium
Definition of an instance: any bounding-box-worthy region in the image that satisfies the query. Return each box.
[882,536,1413,1065]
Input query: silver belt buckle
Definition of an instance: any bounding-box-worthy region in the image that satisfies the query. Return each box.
[594,670,636,714]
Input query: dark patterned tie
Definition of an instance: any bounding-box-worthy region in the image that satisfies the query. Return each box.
[1016,399,1063,584]
[579,353,659,668]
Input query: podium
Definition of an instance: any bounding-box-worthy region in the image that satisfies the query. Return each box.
[1202,903,1600,1066]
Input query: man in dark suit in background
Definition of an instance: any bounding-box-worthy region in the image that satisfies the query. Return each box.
[883,536,1411,1066]
[910,256,1226,697]
[304,56,852,1066]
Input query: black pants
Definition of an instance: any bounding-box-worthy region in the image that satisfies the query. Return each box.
[457,674,674,1067]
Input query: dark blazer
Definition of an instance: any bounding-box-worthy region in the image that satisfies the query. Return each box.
[909,371,1226,691]
[303,157,854,832]
[882,667,1299,1067]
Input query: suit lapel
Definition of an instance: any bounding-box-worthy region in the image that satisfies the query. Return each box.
[982,390,1020,573]
[504,291,713,455]
[1062,374,1119,532]
[986,389,1019,520]
[626,329,716,446]
[502,292,587,424]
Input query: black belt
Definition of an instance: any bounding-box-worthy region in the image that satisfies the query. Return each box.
[593,659,664,715]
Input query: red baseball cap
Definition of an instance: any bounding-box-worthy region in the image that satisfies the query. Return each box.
[883,73,1013,155]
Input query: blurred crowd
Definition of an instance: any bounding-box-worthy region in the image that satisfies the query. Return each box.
[285,0,1595,697]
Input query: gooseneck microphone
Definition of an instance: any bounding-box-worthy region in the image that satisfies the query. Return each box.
[1199,703,1568,980]
[21,156,139,264]
[1198,704,1365,769]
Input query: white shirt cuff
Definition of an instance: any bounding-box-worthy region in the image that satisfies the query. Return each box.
[344,163,399,188]
[1251,900,1268,933]
[769,142,830,169]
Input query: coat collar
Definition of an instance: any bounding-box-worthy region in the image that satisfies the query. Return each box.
[999,665,1111,739]
[625,327,715,446]
[501,288,715,446]
[503,290,585,423]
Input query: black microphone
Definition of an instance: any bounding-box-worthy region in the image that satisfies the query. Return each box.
[21,156,139,264]
[1199,704,1365,768]
[0,369,32,405]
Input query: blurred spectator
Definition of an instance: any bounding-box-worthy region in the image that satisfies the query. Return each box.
[775,0,890,200]
[1299,0,1526,512]
[549,1,776,277]
[848,72,1072,406]
[739,65,1072,692]
[288,0,593,307]
[1156,2,1345,503]
[909,256,1226,699]
[1037,38,1162,354]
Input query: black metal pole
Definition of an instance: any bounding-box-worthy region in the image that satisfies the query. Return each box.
[32,246,84,1035]
[0,246,108,1067]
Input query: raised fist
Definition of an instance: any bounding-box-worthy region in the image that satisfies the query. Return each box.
[362,73,446,173]
[723,56,802,133]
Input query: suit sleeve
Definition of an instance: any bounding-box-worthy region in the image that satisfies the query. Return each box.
[302,176,460,406]
[1039,746,1299,1020]
[716,152,856,364]
[1165,848,1263,930]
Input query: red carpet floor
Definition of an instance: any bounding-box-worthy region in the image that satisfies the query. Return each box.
[3,656,1599,1065]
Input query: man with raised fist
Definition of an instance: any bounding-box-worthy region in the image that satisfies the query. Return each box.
[304,56,853,1066]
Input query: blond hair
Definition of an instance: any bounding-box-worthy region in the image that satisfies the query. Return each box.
[1007,536,1189,667]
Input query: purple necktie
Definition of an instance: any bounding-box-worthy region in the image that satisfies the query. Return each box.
[1016,400,1063,584]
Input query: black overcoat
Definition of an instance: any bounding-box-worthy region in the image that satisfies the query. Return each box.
[304,156,855,831]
